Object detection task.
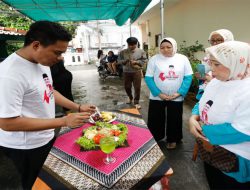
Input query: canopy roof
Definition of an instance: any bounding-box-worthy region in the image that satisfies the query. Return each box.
[2,0,151,26]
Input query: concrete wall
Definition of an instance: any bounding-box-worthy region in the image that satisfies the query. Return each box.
[135,0,250,51]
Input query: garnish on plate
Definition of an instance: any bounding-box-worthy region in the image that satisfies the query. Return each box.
[89,111,116,123]
[76,121,128,151]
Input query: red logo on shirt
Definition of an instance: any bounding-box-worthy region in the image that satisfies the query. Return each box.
[159,73,166,81]
[159,65,179,81]
[201,100,213,124]
[43,74,53,104]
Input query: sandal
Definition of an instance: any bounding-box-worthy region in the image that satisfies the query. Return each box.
[126,99,133,104]
[135,104,141,109]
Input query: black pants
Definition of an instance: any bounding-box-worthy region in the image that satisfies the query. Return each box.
[124,71,142,104]
[0,137,55,190]
[204,162,250,190]
[147,100,183,143]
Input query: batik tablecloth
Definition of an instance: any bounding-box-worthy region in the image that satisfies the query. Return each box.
[43,112,164,189]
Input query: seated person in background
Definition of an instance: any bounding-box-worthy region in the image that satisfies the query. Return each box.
[50,60,74,113]
[97,49,107,64]
[107,51,118,75]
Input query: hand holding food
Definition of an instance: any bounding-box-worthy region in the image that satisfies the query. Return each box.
[63,112,91,127]
[79,104,96,114]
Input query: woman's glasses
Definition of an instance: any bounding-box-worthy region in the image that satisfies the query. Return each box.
[208,39,224,45]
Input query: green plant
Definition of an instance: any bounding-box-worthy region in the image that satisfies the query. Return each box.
[178,40,204,62]
[7,42,23,54]
[147,47,157,58]
[178,40,205,92]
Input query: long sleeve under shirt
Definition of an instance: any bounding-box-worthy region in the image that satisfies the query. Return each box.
[192,78,250,182]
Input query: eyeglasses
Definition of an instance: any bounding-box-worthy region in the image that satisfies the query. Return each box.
[208,39,224,45]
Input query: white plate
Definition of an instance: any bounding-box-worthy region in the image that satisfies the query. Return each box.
[88,116,116,124]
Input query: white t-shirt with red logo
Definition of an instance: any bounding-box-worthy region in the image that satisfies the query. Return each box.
[0,53,55,149]
[146,53,193,101]
[199,78,250,159]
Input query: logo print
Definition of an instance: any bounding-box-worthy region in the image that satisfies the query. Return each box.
[201,100,213,124]
[159,65,179,81]
[43,74,53,103]
[240,57,245,64]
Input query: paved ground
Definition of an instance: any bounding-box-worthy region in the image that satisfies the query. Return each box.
[66,64,209,190]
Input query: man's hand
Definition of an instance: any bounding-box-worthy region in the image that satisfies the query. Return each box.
[130,60,138,65]
[79,104,96,114]
[122,59,130,65]
[63,112,91,127]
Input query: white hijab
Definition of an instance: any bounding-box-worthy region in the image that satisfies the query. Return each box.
[206,41,250,80]
[160,37,178,55]
[208,29,234,42]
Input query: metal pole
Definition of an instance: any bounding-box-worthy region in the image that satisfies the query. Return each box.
[160,0,164,39]
[129,23,132,37]
[97,21,101,49]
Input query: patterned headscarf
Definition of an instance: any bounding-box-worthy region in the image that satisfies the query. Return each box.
[208,29,234,42]
[160,37,178,55]
[206,41,250,80]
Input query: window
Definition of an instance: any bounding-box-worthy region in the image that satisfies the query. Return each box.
[72,56,75,62]
[155,34,161,47]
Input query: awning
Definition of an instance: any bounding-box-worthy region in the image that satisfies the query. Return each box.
[2,0,151,26]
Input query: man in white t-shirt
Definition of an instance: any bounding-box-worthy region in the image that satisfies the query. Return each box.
[0,21,96,189]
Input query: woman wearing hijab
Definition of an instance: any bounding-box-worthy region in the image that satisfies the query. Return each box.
[208,29,234,46]
[145,37,193,149]
[195,29,234,100]
[189,41,250,189]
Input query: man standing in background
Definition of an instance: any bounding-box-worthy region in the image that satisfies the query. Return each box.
[118,37,147,109]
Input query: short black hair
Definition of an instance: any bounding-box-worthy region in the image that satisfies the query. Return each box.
[24,21,72,47]
[108,51,114,55]
[126,37,138,45]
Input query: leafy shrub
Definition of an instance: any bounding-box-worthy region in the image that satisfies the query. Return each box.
[178,41,205,92]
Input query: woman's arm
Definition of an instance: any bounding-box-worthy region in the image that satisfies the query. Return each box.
[203,123,250,145]
[144,76,161,97]
[192,102,199,115]
[177,75,193,97]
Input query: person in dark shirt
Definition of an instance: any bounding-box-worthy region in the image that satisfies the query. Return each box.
[50,60,74,112]
[107,51,118,75]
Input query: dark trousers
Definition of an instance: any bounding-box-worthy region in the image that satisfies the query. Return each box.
[147,100,183,143]
[124,71,142,104]
[0,137,55,190]
[204,163,250,190]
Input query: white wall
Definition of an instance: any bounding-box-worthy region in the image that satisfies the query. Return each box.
[136,0,250,51]
[64,53,86,66]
